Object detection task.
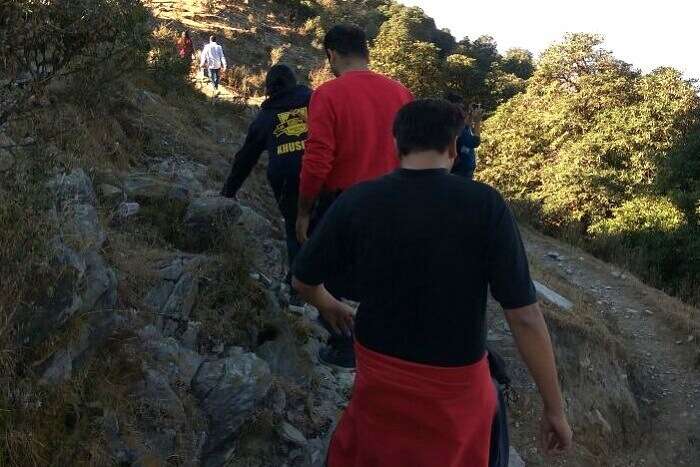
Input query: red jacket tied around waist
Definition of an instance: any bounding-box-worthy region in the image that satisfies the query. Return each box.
[328,343,497,467]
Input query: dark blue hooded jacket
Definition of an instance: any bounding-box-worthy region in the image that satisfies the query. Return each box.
[451,125,481,177]
[222,84,312,196]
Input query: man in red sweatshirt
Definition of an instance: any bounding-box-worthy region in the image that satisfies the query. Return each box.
[296,24,413,369]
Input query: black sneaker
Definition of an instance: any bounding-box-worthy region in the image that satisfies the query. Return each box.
[289,292,305,308]
[319,345,356,371]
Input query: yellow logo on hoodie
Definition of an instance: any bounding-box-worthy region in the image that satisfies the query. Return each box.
[274,107,308,138]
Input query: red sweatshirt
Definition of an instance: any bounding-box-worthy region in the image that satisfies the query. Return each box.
[300,70,413,199]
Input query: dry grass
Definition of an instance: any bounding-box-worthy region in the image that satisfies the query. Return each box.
[193,227,270,350]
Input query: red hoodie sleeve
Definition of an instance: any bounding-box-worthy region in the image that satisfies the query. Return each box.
[300,87,336,199]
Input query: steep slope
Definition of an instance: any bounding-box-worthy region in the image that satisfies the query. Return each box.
[2,1,699,466]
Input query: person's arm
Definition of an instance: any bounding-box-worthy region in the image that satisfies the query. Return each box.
[221,116,267,198]
[292,195,352,328]
[505,303,572,455]
[297,89,336,243]
[486,196,572,456]
[293,280,354,336]
[220,46,227,70]
[200,45,208,68]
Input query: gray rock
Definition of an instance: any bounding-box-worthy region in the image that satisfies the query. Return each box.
[181,321,202,350]
[146,271,198,319]
[40,309,122,385]
[123,173,190,202]
[98,183,123,201]
[533,280,573,311]
[135,369,186,457]
[50,243,117,326]
[279,421,307,446]
[49,168,96,207]
[62,203,107,251]
[153,158,209,194]
[117,201,140,218]
[238,205,273,238]
[193,349,272,466]
[144,256,205,325]
[138,326,204,387]
[40,348,75,385]
[185,196,242,227]
[133,88,161,108]
[184,195,242,250]
[508,446,525,467]
[256,325,314,384]
[103,412,138,465]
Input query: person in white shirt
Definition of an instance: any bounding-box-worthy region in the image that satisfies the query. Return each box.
[200,35,227,91]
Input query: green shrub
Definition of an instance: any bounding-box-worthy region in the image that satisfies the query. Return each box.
[589,197,685,236]
[147,25,192,94]
[0,0,151,122]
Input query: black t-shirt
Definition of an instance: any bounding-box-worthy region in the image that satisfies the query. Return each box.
[293,168,536,367]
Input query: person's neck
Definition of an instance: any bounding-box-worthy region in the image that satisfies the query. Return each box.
[336,60,369,76]
[400,151,452,170]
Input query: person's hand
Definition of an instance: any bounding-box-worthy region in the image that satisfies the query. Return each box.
[539,410,573,456]
[470,106,483,123]
[296,214,310,243]
[319,300,355,337]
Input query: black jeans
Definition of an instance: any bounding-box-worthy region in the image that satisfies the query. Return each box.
[269,176,301,278]
[490,381,510,467]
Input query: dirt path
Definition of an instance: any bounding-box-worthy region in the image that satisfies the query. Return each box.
[493,227,700,466]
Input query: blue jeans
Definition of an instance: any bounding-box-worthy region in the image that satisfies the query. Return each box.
[209,68,221,89]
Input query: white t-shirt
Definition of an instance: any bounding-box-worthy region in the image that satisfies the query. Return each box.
[200,42,227,70]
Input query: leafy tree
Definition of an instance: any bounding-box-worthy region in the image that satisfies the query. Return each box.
[480,33,700,302]
[501,47,535,79]
[370,7,442,96]
[443,53,478,99]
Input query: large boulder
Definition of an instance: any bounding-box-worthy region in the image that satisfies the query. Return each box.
[48,168,97,207]
[43,171,117,328]
[39,309,123,385]
[152,158,209,195]
[256,321,315,385]
[193,348,272,466]
[184,195,242,249]
[137,325,204,387]
[123,173,190,202]
[61,203,107,250]
[134,369,187,456]
[144,255,207,334]
[33,170,119,386]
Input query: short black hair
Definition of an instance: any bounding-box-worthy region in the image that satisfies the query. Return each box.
[444,92,464,106]
[323,24,369,59]
[265,64,297,96]
[393,99,466,157]
[210,35,217,42]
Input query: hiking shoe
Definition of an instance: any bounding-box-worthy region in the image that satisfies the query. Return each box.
[319,345,356,371]
[289,291,305,308]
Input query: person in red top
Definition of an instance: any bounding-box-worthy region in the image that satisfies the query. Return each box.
[176,30,194,61]
[295,24,412,369]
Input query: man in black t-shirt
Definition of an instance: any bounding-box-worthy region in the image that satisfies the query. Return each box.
[293,99,572,467]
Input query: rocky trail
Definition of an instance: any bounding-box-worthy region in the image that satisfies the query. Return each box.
[487,228,700,466]
[8,2,698,464]
[9,63,696,465]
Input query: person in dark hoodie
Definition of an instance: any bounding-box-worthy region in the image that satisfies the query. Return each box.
[221,64,311,299]
[445,93,482,179]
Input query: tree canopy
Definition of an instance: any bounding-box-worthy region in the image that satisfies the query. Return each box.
[480,33,700,302]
